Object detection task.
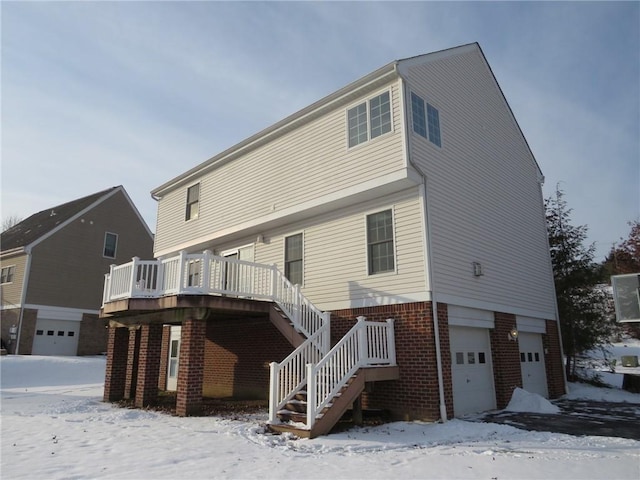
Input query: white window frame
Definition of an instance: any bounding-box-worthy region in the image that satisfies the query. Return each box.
[1,265,16,284]
[283,232,304,286]
[185,183,200,221]
[346,89,394,148]
[365,208,397,276]
[103,232,118,259]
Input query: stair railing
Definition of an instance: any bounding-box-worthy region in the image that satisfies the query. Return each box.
[268,327,327,424]
[305,317,396,429]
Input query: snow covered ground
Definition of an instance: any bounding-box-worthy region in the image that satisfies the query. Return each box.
[2,347,639,480]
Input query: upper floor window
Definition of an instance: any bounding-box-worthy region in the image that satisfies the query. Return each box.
[103,232,118,258]
[186,183,200,221]
[348,91,392,147]
[1,265,15,284]
[366,210,395,275]
[411,92,442,147]
[285,233,303,286]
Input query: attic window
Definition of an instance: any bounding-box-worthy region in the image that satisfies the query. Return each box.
[185,183,200,221]
[411,92,442,147]
[103,232,118,258]
[347,91,392,147]
[1,266,15,284]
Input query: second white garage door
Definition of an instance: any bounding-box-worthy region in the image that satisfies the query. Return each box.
[449,326,496,416]
[519,332,548,398]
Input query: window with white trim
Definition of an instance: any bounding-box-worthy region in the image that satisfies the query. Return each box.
[411,92,442,147]
[103,233,118,258]
[1,265,15,284]
[185,183,200,221]
[366,209,395,275]
[285,233,303,286]
[348,91,392,147]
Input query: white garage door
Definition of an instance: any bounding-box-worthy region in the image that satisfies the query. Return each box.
[519,332,548,397]
[32,319,80,356]
[450,326,496,416]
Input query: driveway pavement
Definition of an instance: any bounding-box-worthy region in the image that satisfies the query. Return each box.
[473,399,640,440]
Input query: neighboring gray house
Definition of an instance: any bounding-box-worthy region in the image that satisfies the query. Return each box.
[1,186,153,356]
[101,43,565,438]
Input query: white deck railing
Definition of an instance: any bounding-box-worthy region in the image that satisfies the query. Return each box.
[102,250,329,342]
[268,316,396,429]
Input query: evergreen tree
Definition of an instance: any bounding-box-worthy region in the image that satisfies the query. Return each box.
[545,188,615,380]
[602,220,640,277]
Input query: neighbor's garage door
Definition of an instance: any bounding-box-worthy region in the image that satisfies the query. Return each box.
[32,319,80,356]
[449,326,496,416]
[519,332,548,398]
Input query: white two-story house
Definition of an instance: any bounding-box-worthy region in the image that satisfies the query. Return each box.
[101,43,565,438]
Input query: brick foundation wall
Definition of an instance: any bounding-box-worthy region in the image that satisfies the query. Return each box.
[203,316,292,399]
[124,328,140,400]
[134,324,163,408]
[176,318,206,416]
[331,302,453,421]
[158,325,171,390]
[103,327,128,401]
[77,313,108,356]
[544,320,566,398]
[490,312,522,409]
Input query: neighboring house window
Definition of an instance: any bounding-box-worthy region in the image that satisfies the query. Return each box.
[411,92,442,147]
[1,266,15,284]
[366,210,395,274]
[285,233,303,286]
[348,91,392,147]
[103,232,118,258]
[185,183,200,221]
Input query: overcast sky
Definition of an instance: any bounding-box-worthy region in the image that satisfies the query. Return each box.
[2,1,638,261]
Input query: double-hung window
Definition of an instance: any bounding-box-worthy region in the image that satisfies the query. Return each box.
[366,210,395,275]
[1,265,15,284]
[348,91,392,147]
[284,233,303,286]
[185,183,200,221]
[103,232,118,258]
[411,92,442,147]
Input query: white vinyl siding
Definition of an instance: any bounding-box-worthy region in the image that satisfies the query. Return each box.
[405,48,556,318]
[252,188,426,311]
[154,81,405,256]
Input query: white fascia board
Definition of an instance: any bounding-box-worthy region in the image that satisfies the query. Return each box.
[27,187,123,251]
[434,292,557,322]
[154,168,421,257]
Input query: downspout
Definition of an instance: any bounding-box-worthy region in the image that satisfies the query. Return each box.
[398,71,448,422]
[14,248,32,355]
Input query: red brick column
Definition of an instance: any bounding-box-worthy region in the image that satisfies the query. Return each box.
[103,327,129,402]
[124,328,141,400]
[176,318,206,416]
[544,320,566,398]
[436,303,454,420]
[158,325,171,390]
[134,323,163,408]
[490,312,522,408]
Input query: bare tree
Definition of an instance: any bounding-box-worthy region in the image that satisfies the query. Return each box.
[2,215,22,232]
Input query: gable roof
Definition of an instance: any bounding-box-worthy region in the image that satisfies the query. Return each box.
[1,187,120,253]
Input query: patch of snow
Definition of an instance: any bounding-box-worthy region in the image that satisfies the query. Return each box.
[505,387,561,413]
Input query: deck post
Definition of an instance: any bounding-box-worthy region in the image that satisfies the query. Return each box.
[271,265,278,300]
[386,318,396,365]
[176,316,206,416]
[202,250,212,293]
[306,363,316,429]
[129,257,140,297]
[356,316,367,366]
[134,323,163,408]
[268,362,279,423]
[177,251,187,293]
